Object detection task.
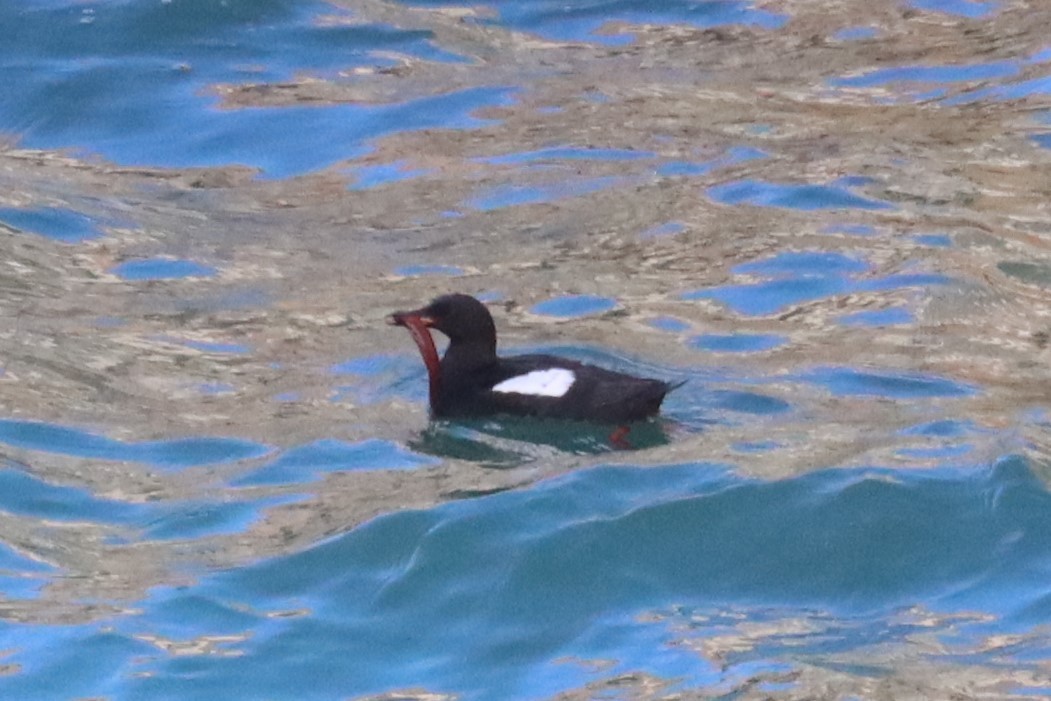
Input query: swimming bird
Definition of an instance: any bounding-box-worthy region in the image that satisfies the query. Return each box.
[388,293,677,423]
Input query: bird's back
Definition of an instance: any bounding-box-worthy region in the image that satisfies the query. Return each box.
[457,354,675,423]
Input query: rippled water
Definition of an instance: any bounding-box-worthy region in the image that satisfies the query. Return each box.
[3,0,1051,698]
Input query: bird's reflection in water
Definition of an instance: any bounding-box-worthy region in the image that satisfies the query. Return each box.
[410,416,675,466]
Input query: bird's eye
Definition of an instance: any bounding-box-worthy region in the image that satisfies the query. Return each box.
[428,302,450,317]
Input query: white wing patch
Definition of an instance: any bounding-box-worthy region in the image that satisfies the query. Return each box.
[492,368,576,398]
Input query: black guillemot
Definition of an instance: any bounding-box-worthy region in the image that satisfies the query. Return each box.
[388,293,678,423]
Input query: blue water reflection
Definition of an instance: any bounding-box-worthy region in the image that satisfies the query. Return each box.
[178,340,251,355]
[708,179,892,210]
[347,160,433,190]
[684,277,846,315]
[468,176,625,211]
[800,367,976,399]
[913,233,953,247]
[0,0,503,176]
[833,26,878,41]
[909,0,999,18]
[3,0,1049,698]
[733,440,781,453]
[832,61,1017,88]
[1030,129,1051,154]
[235,439,438,486]
[113,258,218,281]
[530,294,618,318]
[146,494,303,541]
[657,146,766,178]
[470,144,762,211]
[897,443,974,460]
[198,382,237,395]
[640,221,686,238]
[838,307,912,327]
[0,206,102,243]
[689,333,787,353]
[9,456,1040,700]
[3,624,156,699]
[902,419,980,438]
[0,419,271,469]
[682,251,947,316]
[737,251,869,277]
[393,264,465,278]
[647,315,691,332]
[331,353,403,377]
[708,389,790,414]
[479,146,655,165]
[407,0,788,44]
[823,223,877,236]
[0,467,146,524]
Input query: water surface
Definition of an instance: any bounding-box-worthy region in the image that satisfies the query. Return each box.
[2,0,1051,699]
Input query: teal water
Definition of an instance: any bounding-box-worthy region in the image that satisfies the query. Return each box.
[3,0,1051,699]
[1,432,1049,699]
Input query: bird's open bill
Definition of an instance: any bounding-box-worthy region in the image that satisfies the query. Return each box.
[388,310,442,409]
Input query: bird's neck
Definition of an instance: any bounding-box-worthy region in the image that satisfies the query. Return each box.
[441,338,497,372]
[429,339,496,417]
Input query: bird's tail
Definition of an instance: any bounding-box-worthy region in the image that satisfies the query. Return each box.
[665,379,688,393]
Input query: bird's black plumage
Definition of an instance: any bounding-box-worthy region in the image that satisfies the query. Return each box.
[390,294,676,423]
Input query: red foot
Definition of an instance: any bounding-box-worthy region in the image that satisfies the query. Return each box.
[610,425,631,450]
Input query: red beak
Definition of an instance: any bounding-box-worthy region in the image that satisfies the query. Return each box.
[387,309,434,328]
[388,309,441,413]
